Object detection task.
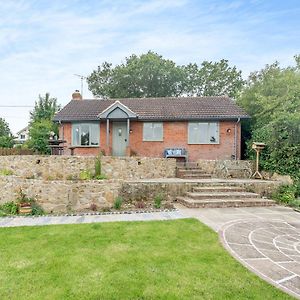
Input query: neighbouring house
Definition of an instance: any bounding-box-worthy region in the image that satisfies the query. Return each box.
[14,126,29,145]
[53,91,249,161]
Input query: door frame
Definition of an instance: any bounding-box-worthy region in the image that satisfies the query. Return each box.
[112,121,128,156]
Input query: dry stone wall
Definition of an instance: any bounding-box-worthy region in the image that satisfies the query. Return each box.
[0,175,121,213]
[0,155,176,180]
[197,159,254,178]
[119,181,198,204]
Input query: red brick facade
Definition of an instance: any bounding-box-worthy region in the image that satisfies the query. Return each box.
[59,120,241,161]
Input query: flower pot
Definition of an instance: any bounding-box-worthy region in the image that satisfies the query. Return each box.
[19,203,32,214]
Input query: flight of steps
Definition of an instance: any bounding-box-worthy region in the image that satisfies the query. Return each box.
[176,163,211,179]
[176,182,276,208]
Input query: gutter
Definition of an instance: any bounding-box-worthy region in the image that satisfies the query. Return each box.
[234,117,241,160]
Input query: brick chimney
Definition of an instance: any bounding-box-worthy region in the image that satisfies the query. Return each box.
[72,90,82,100]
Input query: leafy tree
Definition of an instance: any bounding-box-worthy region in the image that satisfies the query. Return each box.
[237,55,300,179]
[30,93,60,123]
[88,51,184,98]
[27,120,53,154]
[197,60,244,98]
[27,93,60,154]
[87,51,244,99]
[0,118,13,148]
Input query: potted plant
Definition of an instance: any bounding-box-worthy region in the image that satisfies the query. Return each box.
[16,188,33,215]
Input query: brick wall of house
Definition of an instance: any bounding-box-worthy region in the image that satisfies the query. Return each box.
[60,120,241,160]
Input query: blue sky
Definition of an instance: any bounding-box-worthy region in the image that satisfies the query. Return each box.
[0,0,299,133]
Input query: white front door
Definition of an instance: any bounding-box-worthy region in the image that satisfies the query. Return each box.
[112,122,127,156]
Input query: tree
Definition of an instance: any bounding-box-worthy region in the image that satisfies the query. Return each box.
[197,60,244,98]
[87,51,185,98]
[87,51,244,99]
[27,120,53,154]
[27,93,60,154]
[30,93,60,123]
[237,55,300,178]
[0,118,13,148]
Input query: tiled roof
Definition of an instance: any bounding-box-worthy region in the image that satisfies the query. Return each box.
[53,96,249,121]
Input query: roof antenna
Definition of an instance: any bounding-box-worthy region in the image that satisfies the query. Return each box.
[74,74,87,98]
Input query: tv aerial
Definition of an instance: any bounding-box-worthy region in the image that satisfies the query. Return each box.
[74,74,87,97]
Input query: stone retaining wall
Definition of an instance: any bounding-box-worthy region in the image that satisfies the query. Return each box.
[0,155,176,180]
[119,181,198,204]
[0,175,121,213]
[197,159,254,178]
[0,174,286,213]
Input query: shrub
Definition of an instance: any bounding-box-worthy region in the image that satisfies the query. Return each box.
[114,197,123,210]
[154,194,163,209]
[0,169,13,176]
[31,202,45,216]
[95,154,102,177]
[16,188,34,204]
[0,201,18,215]
[79,170,93,180]
[272,185,296,204]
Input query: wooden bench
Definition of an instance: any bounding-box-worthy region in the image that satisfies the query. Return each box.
[163,148,188,161]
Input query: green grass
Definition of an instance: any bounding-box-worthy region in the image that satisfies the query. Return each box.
[0,219,292,300]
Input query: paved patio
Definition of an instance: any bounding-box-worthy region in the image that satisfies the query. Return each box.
[177,204,300,299]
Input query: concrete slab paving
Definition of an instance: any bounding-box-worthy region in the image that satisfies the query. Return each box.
[0,210,188,228]
[220,218,300,299]
[176,204,300,298]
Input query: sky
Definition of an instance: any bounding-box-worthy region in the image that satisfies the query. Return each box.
[0,0,299,134]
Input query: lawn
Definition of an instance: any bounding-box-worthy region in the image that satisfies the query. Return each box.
[0,219,292,300]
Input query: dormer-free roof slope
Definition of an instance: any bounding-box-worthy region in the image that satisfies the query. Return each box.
[53,96,249,122]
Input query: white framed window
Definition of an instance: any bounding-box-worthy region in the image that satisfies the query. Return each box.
[188,122,219,144]
[72,123,100,146]
[143,122,163,141]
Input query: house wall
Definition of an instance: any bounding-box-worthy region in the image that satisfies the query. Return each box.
[60,120,241,161]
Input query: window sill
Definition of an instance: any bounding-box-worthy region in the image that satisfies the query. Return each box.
[71,145,100,148]
[188,143,220,145]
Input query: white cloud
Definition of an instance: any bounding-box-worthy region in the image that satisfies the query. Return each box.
[0,0,298,133]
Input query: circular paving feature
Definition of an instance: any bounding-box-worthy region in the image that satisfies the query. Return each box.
[220,220,300,299]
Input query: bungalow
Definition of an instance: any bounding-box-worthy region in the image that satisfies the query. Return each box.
[53,91,249,161]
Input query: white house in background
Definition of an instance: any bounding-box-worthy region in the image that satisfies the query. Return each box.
[14,126,29,144]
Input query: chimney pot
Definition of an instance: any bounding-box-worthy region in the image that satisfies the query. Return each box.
[72,90,82,100]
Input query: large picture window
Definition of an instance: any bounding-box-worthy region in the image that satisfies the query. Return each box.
[188,122,219,144]
[143,122,163,141]
[72,123,100,146]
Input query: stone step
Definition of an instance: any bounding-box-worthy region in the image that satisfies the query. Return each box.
[193,186,246,193]
[185,191,260,200]
[195,181,246,187]
[180,174,212,179]
[176,196,276,208]
[177,169,206,174]
[177,167,204,172]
